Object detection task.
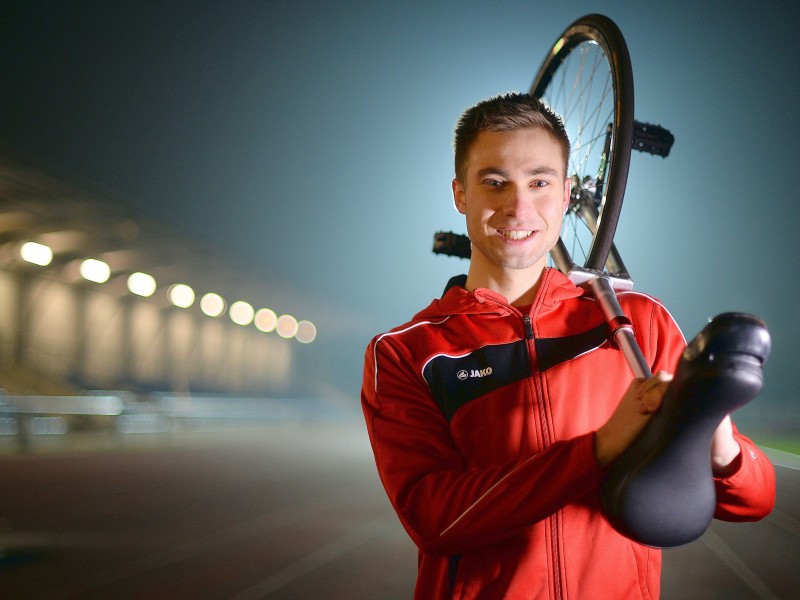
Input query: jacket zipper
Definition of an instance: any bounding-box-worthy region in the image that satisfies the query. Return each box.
[524,312,563,600]
[523,314,534,340]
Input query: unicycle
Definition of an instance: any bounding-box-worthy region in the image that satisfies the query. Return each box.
[433,14,771,548]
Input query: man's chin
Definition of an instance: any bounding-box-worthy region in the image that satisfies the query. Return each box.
[472,245,545,271]
[500,259,543,270]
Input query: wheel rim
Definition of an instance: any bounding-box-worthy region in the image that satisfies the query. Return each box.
[531,15,633,275]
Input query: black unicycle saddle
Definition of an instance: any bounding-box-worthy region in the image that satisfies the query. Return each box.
[601,312,771,547]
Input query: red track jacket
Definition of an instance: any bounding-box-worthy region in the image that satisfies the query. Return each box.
[362,268,775,599]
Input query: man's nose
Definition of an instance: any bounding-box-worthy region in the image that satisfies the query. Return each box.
[502,185,529,218]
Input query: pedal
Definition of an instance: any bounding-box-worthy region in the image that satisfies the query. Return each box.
[632,121,675,157]
[433,231,471,259]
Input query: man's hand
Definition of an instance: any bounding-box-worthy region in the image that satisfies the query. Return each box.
[595,371,673,467]
[710,415,742,477]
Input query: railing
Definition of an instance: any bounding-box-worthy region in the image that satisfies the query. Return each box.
[0,392,353,452]
[1,393,124,451]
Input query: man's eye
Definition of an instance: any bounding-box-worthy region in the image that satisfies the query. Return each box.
[483,179,504,187]
[531,180,548,188]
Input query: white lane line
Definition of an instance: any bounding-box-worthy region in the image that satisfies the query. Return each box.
[0,531,127,549]
[766,507,800,539]
[26,490,364,600]
[701,527,780,600]
[763,447,800,471]
[229,516,395,600]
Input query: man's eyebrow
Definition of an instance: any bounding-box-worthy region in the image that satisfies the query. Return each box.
[474,166,561,179]
[526,166,561,177]
[475,167,509,179]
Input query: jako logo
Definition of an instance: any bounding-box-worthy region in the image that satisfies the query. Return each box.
[457,367,493,380]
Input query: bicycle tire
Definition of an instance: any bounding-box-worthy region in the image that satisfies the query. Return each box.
[530,14,634,275]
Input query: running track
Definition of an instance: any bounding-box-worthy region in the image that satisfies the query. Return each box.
[1,422,797,599]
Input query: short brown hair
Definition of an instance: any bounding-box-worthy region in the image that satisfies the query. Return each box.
[454,92,570,183]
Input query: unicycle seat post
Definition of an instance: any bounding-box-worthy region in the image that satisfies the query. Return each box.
[586,275,652,379]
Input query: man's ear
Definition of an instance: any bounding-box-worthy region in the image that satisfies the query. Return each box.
[562,177,571,214]
[452,178,467,215]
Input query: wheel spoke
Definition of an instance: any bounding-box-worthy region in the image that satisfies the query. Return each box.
[532,14,633,275]
[541,42,614,269]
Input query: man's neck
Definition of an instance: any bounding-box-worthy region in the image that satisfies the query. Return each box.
[465,262,546,307]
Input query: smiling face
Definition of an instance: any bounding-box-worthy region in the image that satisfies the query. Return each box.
[452,127,570,294]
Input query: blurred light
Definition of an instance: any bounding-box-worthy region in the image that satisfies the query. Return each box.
[276,314,299,339]
[29,416,68,435]
[169,284,195,308]
[127,272,156,297]
[254,308,277,332]
[20,241,53,266]
[230,300,254,326]
[295,320,317,344]
[80,258,111,283]
[200,292,226,317]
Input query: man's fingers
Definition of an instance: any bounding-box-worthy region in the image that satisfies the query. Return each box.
[637,371,673,414]
[636,370,672,394]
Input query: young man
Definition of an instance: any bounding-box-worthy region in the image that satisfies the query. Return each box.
[361,93,775,599]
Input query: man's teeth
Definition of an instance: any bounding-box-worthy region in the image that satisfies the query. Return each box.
[502,230,533,240]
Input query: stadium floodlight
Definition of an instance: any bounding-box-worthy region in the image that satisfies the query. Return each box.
[127,272,157,297]
[169,283,196,308]
[80,258,111,284]
[254,308,278,332]
[295,320,317,344]
[276,314,299,339]
[200,292,226,317]
[230,300,255,326]
[20,241,53,266]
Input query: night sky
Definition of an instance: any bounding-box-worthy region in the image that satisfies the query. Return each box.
[1,1,798,426]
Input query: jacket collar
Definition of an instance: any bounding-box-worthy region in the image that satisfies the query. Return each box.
[416,268,585,320]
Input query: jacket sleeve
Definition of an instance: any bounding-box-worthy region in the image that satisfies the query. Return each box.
[713,428,776,520]
[637,297,777,522]
[361,334,605,557]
